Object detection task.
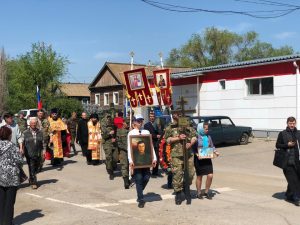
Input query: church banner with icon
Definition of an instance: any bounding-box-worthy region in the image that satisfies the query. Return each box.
[124,68,154,108]
[153,69,172,106]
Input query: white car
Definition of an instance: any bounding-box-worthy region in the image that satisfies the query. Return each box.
[19,109,38,125]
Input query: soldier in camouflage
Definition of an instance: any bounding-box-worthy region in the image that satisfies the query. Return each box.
[164,111,197,205]
[67,112,78,155]
[116,119,130,189]
[17,111,27,133]
[101,114,118,180]
[36,109,50,172]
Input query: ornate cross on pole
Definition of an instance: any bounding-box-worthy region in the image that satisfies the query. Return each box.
[176,96,196,119]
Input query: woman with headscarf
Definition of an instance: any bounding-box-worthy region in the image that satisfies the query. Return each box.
[0,126,23,225]
[194,122,219,200]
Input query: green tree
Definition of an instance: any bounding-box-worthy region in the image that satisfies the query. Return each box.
[6,42,69,112]
[47,97,83,118]
[166,27,294,68]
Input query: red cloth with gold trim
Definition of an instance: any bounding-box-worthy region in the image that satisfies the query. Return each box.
[124,68,153,108]
[153,69,172,106]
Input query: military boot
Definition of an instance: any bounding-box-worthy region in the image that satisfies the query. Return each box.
[175,191,182,205]
[123,177,130,189]
[108,170,114,180]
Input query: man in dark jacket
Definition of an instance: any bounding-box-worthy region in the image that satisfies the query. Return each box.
[276,116,300,206]
[144,111,163,176]
[76,112,89,159]
[22,117,45,189]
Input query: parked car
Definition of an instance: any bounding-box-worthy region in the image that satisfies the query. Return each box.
[189,116,253,145]
[19,109,38,125]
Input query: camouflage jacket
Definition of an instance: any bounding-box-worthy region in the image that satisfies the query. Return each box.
[37,118,50,142]
[164,122,197,157]
[116,128,128,151]
[17,118,27,133]
[101,118,116,146]
[67,118,78,134]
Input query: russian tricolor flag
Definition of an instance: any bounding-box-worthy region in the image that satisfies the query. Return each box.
[36,85,42,110]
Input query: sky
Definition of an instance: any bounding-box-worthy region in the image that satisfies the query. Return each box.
[1,0,300,83]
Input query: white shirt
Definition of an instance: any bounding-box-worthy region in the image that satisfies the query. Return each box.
[127,128,157,164]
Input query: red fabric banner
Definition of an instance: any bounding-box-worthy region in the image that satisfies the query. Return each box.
[153,69,172,106]
[124,68,154,108]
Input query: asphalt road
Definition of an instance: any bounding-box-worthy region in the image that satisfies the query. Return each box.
[14,139,299,225]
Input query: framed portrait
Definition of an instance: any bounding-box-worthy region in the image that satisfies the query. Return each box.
[129,72,145,90]
[130,134,153,168]
[156,73,167,89]
[197,147,216,159]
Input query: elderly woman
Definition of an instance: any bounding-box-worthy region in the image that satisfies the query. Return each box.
[0,126,23,225]
[22,117,45,189]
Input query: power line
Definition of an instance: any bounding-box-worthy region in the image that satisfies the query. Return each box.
[140,0,300,18]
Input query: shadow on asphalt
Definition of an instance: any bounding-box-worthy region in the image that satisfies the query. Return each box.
[272,191,286,200]
[14,209,44,225]
[144,192,163,202]
[19,179,58,189]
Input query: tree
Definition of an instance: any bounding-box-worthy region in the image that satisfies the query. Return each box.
[0,48,8,113]
[6,42,69,113]
[47,97,83,118]
[166,27,294,68]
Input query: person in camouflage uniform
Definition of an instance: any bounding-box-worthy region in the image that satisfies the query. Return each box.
[17,112,27,133]
[67,112,78,155]
[36,109,50,172]
[164,111,197,205]
[116,119,130,189]
[101,114,118,180]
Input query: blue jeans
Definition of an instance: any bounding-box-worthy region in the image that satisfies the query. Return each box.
[134,168,151,202]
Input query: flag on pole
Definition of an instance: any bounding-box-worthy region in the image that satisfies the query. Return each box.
[36,85,42,110]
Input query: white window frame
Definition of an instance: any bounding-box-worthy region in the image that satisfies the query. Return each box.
[95,94,100,105]
[113,92,119,105]
[245,77,274,96]
[104,93,109,106]
[219,79,226,90]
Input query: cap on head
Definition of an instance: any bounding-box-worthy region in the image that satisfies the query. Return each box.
[51,108,58,114]
[90,113,99,120]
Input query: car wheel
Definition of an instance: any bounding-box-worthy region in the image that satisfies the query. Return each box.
[239,133,249,145]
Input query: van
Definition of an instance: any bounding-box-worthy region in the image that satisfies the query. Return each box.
[19,109,39,125]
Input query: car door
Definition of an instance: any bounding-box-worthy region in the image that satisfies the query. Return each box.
[220,118,240,143]
[207,119,223,145]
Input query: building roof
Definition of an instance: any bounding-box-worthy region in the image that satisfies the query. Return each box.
[60,83,90,97]
[171,54,300,78]
[89,62,189,88]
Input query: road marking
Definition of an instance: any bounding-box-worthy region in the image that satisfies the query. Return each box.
[214,187,236,192]
[25,193,150,222]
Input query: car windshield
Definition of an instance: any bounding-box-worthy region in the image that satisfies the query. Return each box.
[29,110,38,117]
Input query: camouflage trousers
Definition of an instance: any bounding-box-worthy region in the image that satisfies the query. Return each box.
[103,146,119,172]
[119,149,129,178]
[171,156,195,192]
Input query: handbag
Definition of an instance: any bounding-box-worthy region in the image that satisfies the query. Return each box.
[19,168,28,183]
[273,149,289,169]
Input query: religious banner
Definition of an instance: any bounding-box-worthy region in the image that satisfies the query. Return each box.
[124,68,154,108]
[153,69,172,106]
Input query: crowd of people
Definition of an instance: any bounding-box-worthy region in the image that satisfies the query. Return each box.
[1,106,300,224]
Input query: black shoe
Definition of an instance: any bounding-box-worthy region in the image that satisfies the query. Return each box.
[138,200,145,208]
[197,193,203,199]
[124,177,130,189]
[204,192,212,200]
[109,173,114,180]
[86,161,92,165]
[175,191,182,205]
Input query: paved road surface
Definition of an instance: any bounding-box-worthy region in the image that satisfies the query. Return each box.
[14,139,298,225]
